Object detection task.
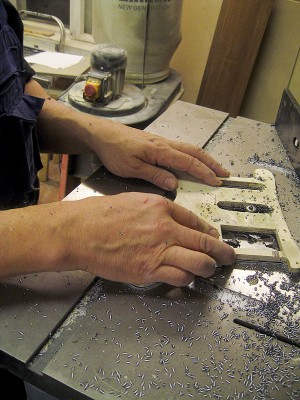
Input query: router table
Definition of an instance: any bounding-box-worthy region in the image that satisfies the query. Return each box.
[0,98,299,400]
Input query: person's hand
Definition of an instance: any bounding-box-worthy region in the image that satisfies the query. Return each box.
[0,193,235,282]
[28,79,229,189]
[30,80,229,189]
[91,124,230,191]
[58,193,235,286]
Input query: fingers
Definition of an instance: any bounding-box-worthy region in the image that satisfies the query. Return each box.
[150,265,196,287]
[174,226,236,266]
[130,159,219,192]
[132,162,179,191]
[159,199,233,265]
[149,239,232,287]
[169,201,220,238]
[168,140,230,179]
[149,232,235,287]
[166,201,236,275]
[152,201,235,285]
[148,147,223,187]
[162,246,217,278]
[136,143,229,190]
[168,152,224,186]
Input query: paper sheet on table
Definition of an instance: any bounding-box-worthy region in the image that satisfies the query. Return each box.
[25,51,84,69]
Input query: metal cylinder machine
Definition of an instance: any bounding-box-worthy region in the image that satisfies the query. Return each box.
[60,0,183,127]
[58,0,183,185]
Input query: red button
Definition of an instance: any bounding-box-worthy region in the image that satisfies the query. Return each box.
[84,84,96,97]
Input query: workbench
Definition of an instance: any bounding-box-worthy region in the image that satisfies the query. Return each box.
[1,100,299,400]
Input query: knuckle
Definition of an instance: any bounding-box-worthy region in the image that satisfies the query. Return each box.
[151,168,167,185]
[186,155,198,172]
[187,210,201,230]
[146,138,168,158]
[197,233,214,254]
[192,253,215,278]
[195,147,208,160]
[151,194,170,211]
[155,218,173,236]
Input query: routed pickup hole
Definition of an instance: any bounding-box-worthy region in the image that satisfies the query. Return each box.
[220,180,265,190]
[221,227,279,250]
[217,201,272,214]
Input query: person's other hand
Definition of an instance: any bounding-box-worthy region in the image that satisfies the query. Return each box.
[59,193,235,286]
[29,80,229,189]
[92,125,230,191]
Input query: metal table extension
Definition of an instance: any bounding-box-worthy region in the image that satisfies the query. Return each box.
[0,100,299,400]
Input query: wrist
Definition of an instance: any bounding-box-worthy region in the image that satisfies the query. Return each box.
[0,202,79,278]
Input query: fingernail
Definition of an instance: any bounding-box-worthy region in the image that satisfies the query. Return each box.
[209,262,218,276]
[224,250,236,266]
[164,177,177,190]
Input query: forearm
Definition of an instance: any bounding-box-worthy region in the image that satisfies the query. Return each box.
[25,78,131,155]
[0,202,72,278]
